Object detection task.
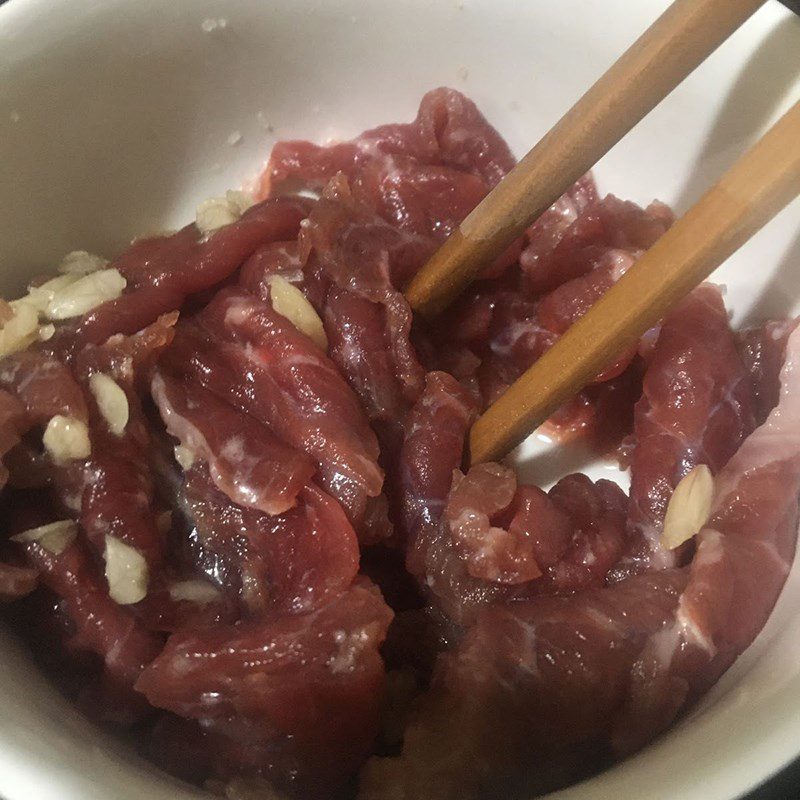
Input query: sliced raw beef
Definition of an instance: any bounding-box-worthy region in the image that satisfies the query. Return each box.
[136,579,393,796]
[357,326,800,800]
[181,463,359,616]
[152,369,314,515]
[619,285,756,576]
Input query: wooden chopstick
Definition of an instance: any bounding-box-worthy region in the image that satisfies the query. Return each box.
[468,99,800,466]
[404,0,766,319]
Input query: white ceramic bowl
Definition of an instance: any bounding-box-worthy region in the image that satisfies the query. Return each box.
[1,1,799,798]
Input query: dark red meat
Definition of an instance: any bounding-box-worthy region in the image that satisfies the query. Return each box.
[21,538,162,686]
[182,464,359,616]
[360,569,688,800]
[360,328,800,800]
[0,350,88,424]
[521,189,672,296]
[619,285,756,577]
[265,87,515,195]
[417,464,629,625]
[152,369,314,515]
[74,323,178,572]
[736,318,799,424]
[136,579,393,796]
[399,371,477,551]
[239,241,306,299]
[163,287,385,539]
[0,89,796,800]
[301,176,428,421]
[62,197,311,349]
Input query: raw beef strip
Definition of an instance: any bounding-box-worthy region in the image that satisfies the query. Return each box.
[301,175,428,421]
[520,189,672,296]
[612,322,800,754]
[63,197,311,349]
[410,461,517,626]
[73,322,180,572]
[518,172,600,295]
[472,248,638,407]
[77,416,166,570]
[399,371,477,555]
[0,350,88,424]
[417,463,629,625]
[136,579,393,796]
[446,464,543,585]
[20,537,162,686]
[359,570,688,800]
[239,241,306,298]
[0,352,95,518]
[351,155,489,243]
[736,318,799,424]
[75,311,178,389]
[429,192,670,444]
[357,326,800,800]
[152,369,314,515]
[540,360,644,454]
[620,285,756,576]
[181,463,359,616]
[265,87,515,195]
[163,287,385,538]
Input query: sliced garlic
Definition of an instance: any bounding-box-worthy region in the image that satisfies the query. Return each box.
[174,444,195,470]
[58,250,108,275]
[195,190,255,235]
[22,273,81,313]
[225,189,255,216]
[89,372,129,436]
[169,579,220,605]
[45,268,126,320]
[11,519,78,555]
[104,535,148,604]
[661,464,714,550]
[268,275,328,350]
[38,324,55,341]
[0,301,39,357]
[196,197,238,234]
[43,415,91,462]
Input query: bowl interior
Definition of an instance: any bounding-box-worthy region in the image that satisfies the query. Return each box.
[0,1,799,798]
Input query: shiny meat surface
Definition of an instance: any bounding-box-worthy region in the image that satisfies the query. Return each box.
[0,89,796,800]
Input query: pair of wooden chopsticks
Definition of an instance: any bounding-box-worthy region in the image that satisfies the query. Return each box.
[403,0,800,466]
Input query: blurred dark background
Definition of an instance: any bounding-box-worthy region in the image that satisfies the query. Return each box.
[0,0,798,797]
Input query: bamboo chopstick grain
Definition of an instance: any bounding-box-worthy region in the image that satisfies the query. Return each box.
[469,99,800,466]
[404,0,766,319]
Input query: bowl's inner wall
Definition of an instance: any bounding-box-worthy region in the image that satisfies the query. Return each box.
[0,1,798,799]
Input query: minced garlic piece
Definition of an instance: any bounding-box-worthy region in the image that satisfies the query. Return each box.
[195,190,255,235]
[45,268,126,320]
[23,274,81,313]
[104,536,148,605]
[58,250,108,275]
[89,373,129,436]
[11,520,78,555]
[43,415,91,462]
[0,301,39,356]
[174,444,195,470]
[661,464,714,550]
[268,275,328,350]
